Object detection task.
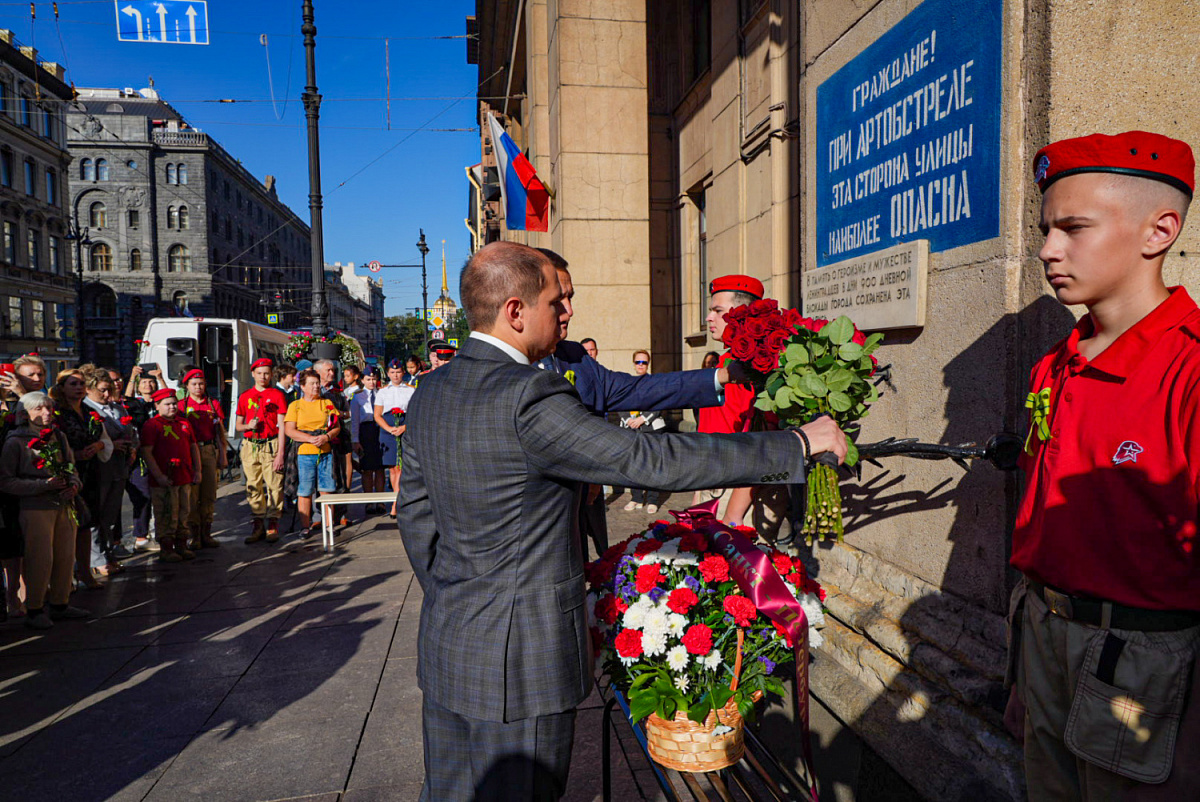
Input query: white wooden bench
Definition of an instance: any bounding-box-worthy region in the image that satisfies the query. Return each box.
[313,492,397,552]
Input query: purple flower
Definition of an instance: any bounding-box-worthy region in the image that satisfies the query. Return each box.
[648,586,666,603]
[758,656,776,674]
[723,614,734,625]
[652,523,668,535]
[759,629,773,640]
[683,575,701,592]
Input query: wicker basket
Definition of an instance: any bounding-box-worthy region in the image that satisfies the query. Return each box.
[644,630,749,773]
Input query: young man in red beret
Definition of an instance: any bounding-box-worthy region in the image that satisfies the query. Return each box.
[1012,131,1200,799]
[178,369,227,550]
[236,358,288,543]
[140,389,201,562]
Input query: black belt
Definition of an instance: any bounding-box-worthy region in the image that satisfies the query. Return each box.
[1031,582,1200,632]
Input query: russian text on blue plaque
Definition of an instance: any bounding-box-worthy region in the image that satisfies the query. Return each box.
[115,1,210,45]
[815,0,1002,266]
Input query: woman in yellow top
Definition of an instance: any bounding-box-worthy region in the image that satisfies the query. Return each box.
[284,369,341,538]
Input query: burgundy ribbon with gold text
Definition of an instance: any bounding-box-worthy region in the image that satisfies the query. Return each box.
[671,500,820,802]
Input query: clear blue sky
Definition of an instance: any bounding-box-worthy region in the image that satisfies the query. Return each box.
[0,0,478,316]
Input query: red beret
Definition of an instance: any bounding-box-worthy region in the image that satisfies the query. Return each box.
[1034,131,1195,197]
[182,369,205,385]
[151,388,177,404]
[250,358,274,370]
[709,274,764,299]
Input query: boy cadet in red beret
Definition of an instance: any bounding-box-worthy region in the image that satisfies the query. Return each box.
[1012,131,1200,798]
[236,358,288,543]
[140,388,201,562]
[178,369,227,550]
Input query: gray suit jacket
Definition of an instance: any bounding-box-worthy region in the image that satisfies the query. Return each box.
[398,336,807,723]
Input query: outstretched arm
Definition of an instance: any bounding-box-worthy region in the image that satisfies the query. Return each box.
[576,357,722,416]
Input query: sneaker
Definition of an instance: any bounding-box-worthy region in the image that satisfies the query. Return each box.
[134,538,152,553]
[623,501,642,512]
[111,544,133,560]
[645,504,659,515]
[49,605,90,621]
[24,610,53,630]
[339,515,351,527]
[299,526,314,540]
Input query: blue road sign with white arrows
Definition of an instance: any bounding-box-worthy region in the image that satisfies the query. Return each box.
[115,1,210,45]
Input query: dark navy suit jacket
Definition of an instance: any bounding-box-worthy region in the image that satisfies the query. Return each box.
[539,340,721,416]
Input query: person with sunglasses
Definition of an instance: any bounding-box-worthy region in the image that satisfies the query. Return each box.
[619,350,667,514]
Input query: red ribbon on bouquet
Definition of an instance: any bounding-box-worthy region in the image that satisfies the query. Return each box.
[672,500,820,802]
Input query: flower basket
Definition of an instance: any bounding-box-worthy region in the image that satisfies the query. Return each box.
[645,630,750,772]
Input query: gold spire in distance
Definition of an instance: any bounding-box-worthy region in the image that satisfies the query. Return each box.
[441,239,449,294]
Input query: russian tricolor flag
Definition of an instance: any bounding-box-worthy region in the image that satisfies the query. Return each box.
[488,113,550,232]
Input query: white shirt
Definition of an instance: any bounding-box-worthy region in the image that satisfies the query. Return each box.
[374,383,415,428]
[469,331,530,365]
[349,387,379,444]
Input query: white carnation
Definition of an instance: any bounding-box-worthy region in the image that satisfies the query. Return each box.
[801,595,826,629]
[703,650,723,670]
[674,675,691,693]
[667,645,689,672]
[666,613,688,637]
[809,628,824,649]
[643,630,668,657]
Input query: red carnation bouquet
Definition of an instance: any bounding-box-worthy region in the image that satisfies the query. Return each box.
[26,425,79,515]
[721,300,882,541]
[588,520,824,725]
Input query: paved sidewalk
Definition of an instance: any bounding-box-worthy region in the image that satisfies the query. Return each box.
[0,484,669,802]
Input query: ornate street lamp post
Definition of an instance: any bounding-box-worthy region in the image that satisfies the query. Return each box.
[417,230,429,358]
[65,218,91,363]
[302,0,328,341]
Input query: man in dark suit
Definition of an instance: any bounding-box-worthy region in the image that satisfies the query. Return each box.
[398,241,846,801]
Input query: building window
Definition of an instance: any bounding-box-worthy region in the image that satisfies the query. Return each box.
[26,229,39,269]
[211,215,219,233]
[178,164,188,184]
[167,205,177,229]
[20,95,31,127]
[2,221,14,263]
[166,163,176,185]
[178,205,189,229]
[30,299,43,338]
[46,301,58,338]
[45,169,56,205]
[80,158,94,182]
[48,236,60,274]
[0,82,8,114]
[168,244,190,272]
[225,217,231,240]
[23,160,35,197]
[90,242,112,271]
[7,297,22,335]
[130,248,142,271]
[41,107,54,141]
[90,202,107,228]
[127,159,138,170]
[223,180,230,200]
[128,209,139,228]
[0,149,11,188]
[96,159,109,181]
[90,286,117,317]
[692,0,711,80]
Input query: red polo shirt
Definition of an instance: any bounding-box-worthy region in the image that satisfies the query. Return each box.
[141,415,197,487]
[1012,287,1200,611]
[698,353,758,434]
[178,395,225,443]
[236,387,287,440]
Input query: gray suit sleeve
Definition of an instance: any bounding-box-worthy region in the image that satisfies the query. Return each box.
[397,433,437,590]
[516,371,806,490]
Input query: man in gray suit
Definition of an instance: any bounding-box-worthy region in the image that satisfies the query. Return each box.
[398,241,846,801]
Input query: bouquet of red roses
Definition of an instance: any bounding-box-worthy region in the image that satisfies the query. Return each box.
[722,300,882,541]
[26,425,79,517]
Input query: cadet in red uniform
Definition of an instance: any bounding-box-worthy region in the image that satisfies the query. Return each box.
[140,389,201,563]
[236,358,288,544]
[1012,131,1200,799]
[178,370,227,550]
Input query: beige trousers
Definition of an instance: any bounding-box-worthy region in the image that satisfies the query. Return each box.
[151,485,192,542]
[20,506,75,609]
[188,443,219,527]
[240,439,283,520]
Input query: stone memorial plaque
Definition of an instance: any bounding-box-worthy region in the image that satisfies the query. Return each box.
[801,240,929,331]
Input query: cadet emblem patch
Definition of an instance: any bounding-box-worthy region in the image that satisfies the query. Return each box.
[1112,441,1143,465]
[1034,154,1051,183]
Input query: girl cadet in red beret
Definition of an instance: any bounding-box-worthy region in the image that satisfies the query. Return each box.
[1011,131,1200,800]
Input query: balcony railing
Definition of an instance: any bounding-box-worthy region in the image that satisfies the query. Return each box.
[152,130,208,147]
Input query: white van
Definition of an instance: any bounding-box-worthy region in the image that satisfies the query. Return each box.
[138,318,293,439]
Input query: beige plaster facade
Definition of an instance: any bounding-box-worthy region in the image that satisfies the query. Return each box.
[471,0,1200,796]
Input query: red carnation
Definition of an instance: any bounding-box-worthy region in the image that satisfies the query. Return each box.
[666,588,699,615]
[39,427,54,438]
[584,559,614,589]
[614,628,644,658]
[681,623,714,655]
[34,458,46,470]
[663,523,692,539]
[595,594,628,625]
[723,595,758,627]
[698,554,730,583]
[678,530,708,554]
[773,620,795,648]
[633,538,664,558]
[89,411,102,422]
[772,554,791,576]
[390,407,402,416]
[635,564,665,594]
[119,416,133,426]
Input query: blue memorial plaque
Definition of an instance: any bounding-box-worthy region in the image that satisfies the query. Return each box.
[114,1,210,45]
[815,0,1002,266]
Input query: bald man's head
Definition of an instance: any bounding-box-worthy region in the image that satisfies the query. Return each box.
[460,241,552,332]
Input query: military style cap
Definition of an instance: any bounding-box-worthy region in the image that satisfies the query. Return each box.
[428,340,457,358]
[709,274,764,299]
[387,357,404,370]
[151,388,176,403]
[250,357,274,370]
[181,368,204,385]
[1034,131,1195,197]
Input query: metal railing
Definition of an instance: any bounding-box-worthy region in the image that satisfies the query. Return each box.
[151,129,208,147]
